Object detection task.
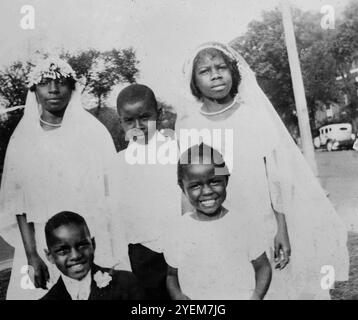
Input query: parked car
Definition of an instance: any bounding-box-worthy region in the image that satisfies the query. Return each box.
[314,123,356,151]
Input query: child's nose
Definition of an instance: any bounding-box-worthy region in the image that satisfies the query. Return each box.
[48,80,60,93]
[202,184,213,195]
[69,248,82,260]
[211,69,222,80]
[135,119,144,129]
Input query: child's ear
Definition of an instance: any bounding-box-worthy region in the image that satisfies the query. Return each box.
[91,237,96,251]
[44,249,55,265]
[157,108,164,122]
[178,180,185,193]
[118,115,124,126]
[225,175,230,186]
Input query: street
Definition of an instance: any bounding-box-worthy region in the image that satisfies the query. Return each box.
[316,150,358,232]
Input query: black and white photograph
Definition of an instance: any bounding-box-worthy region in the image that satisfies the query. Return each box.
[0,0,357,305]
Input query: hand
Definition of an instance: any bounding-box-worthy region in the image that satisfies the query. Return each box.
[274,225,291,270]
[174,292,191,300]
[250,292,261,300]
[27,253,49,289]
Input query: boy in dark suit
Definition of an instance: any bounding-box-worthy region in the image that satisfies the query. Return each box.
[41,211,144,300]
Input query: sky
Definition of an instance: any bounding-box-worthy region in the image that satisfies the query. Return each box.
[0,0,353,108]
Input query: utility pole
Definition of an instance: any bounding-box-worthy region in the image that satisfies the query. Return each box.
[281,0,318,175]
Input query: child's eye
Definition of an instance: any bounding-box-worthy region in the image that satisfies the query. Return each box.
[198,69,209,75]
[38,78,51,86]
[55,248,69,255]
[56,78,67,85]
[189,184,200,190]
[78,243,90,250]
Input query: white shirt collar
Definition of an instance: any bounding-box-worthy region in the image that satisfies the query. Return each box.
[62,270,92,300]
[127,130,174,148]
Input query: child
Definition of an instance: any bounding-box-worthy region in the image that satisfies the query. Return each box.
[177,42,349,299]
[41,211,144,300]
[0,57,119,300]
[111,84,181,300]
[165,143,272,300]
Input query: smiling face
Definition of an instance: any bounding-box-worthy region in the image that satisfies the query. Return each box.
[35,77,73,118]
[193,49,233,103]
[46,223,95,280]
[181,160,228,218]
[118,99,158,144]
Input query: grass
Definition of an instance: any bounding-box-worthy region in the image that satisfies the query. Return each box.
[1,232,357,300]
[330,232,358,300]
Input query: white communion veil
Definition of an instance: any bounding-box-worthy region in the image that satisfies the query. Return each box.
[177,42,349,299]
[0,58,129,299]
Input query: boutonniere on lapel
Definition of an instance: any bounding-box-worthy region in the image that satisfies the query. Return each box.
[94,271,112,289]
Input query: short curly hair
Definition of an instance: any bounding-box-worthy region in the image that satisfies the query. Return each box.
[177,143,230,190]
[116,83,158,115]
[45,211,89,247]
[190,48,241,100]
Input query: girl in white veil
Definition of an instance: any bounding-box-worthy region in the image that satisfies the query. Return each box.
[0,57,128,299]
[177,42,349,299]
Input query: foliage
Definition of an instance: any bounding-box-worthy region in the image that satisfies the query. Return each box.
[0,47,139,181]
[63,49,101,93]
[301,40,339,108]
[0,61,32,107]
[65,48,139,108]
[330,0,358,112]
[231,4,358,134]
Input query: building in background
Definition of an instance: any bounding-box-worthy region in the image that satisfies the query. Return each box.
[315,52,358,132]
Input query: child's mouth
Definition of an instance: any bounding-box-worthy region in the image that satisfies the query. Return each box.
[68,262,86,272]
[211,84,226,91]
[200,199,216,207]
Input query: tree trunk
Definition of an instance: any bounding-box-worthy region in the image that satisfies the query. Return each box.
[96,95,102,116]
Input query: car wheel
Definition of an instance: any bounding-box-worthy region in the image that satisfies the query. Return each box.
[327,140,333,152]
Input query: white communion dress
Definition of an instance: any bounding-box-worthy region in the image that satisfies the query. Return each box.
[176,42,349,299]
[0,84,123,299]
[164,210,267,300]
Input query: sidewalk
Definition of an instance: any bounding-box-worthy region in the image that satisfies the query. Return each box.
[316,150,358,299]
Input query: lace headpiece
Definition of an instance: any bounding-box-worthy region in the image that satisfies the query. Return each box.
[27,57,77,88]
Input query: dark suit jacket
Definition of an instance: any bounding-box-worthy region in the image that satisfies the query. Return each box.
[40,264,145,300]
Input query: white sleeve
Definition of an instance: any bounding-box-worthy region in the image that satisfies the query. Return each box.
[265,148,284,214]
[106,152,132,271]
[163,216,184,269]
[0,138,25,246]
[235,214,272,262]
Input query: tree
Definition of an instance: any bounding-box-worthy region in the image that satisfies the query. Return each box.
[0,61,32,107]
[330,0,358,112]
[301,40,340,111]
[63,49,101,93]
[66,48,139,110]
[0,47,139,182]
[231,7,340,133]
[109,48,139,84]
